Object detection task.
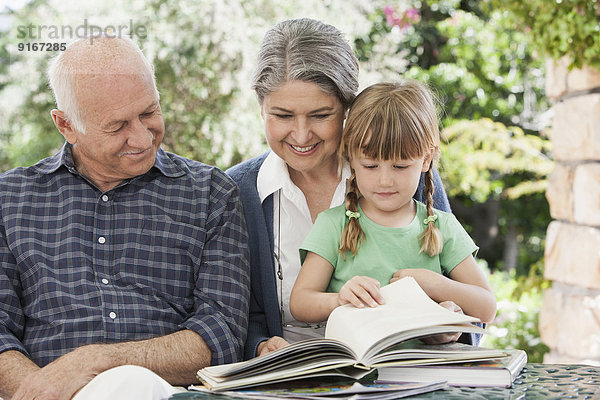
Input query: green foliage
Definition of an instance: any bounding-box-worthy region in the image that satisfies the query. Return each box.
[355,1,552,272]
[357,3,549,130]
[490,0,600,70]
[137,0,243,167]
[0,0,556,360]
[0,0,63,171]
[0,0,264,171]
[438,119,551,272]
[440,119,552,203]
[0,0,381,171]
[481,261,551,362]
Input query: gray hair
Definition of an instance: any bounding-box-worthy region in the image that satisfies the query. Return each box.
[47,35,158,134]
[252,18,359,109]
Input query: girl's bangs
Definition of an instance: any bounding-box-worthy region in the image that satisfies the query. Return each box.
[355,105,428,161]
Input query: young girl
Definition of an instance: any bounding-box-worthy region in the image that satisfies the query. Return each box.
[289,80,496,330]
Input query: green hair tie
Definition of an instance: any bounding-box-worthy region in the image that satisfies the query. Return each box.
[345,210,361,220]
[423,215,438,224]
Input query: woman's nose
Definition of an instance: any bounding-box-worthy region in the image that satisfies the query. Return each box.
[291,118,312,144]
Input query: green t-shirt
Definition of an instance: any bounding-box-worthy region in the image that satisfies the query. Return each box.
[300,201,478,293]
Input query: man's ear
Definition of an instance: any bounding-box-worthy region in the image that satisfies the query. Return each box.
[51,109,77,144]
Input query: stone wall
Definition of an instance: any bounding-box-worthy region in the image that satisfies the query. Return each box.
[539,57,600,366]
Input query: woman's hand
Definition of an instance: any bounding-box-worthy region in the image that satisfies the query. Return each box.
[257,336,290,357]
[338,276,385,308]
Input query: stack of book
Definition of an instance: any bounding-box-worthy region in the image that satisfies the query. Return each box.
[193,277,524,396]
[376,347,527,388]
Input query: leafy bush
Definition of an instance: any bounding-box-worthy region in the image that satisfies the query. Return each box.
[490,0,600,70]
[481,260,550,362]
[354,2,552,273]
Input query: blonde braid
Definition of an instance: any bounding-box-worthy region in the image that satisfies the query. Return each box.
[419,169,443,256]
[339,174,364,259]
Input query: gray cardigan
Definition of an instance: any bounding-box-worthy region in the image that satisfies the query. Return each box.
[227,152,477,360]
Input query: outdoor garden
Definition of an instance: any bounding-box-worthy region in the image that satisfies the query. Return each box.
[2,0,598,362]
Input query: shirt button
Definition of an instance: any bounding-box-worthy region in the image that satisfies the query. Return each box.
[98,236,106,244]
[101,278,109,285]
[109,312,117,319]
[102,195,109,202]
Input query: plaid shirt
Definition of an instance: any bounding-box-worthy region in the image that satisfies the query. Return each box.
[0,143,250,367]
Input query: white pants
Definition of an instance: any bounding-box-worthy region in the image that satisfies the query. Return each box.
[73,365,186,400]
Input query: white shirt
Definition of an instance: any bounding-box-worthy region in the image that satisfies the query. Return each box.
[257,151,350,342]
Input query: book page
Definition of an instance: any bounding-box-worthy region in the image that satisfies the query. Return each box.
[197,362,368,391]
[201,339,356,377]
[325,277,481,362]
[370,341,505,366]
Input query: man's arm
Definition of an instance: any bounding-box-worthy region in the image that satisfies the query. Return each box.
[0,350,39,399]
[179,169,250,365]
[4,329,209,400]
[0,167,250,399]
[0,203,40,398]
[102,329,211,384]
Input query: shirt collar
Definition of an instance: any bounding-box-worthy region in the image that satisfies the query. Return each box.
[256,151,352,204]
[339,160,351,184]
[257,151,288,203]
[33,142,185,178]
[32,142,76,175]
[153,148,186,178]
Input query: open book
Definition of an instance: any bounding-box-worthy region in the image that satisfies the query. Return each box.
[377,348,527,388]
[197,277,505,391]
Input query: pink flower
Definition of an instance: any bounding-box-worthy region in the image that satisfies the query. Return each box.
[383,5,397,27]
[383,5,420,30]
[405,7,420,22]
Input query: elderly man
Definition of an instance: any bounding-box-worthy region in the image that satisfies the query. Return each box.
[0,35,250,399]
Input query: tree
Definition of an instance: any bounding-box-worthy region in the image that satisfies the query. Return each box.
[0,0,64,171]
[0,0,253,169]
[440,119,551,272]
[354,0,552,271]
[0,0,385,171]
[491,0,600,70]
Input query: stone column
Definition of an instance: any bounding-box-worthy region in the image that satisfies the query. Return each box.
[539,57,600,366]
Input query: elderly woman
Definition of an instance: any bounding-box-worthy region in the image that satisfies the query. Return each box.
[227,18,457,360]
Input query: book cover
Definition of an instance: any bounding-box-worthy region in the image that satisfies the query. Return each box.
[190,380,448,399]
[376,349,527,388]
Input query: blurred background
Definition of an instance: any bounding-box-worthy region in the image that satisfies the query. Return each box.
[2,0,598,363]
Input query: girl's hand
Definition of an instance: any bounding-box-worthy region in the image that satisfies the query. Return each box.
[390,268,440,295]
[420,300,463,344]
[391,268,436,284]
[338,276,385,308]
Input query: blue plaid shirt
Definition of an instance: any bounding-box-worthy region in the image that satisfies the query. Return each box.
[0,143,250,367]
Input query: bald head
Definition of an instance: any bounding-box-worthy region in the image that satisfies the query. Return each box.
[47,35,158,133]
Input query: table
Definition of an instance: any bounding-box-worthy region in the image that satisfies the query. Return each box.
[170,364,600,399]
